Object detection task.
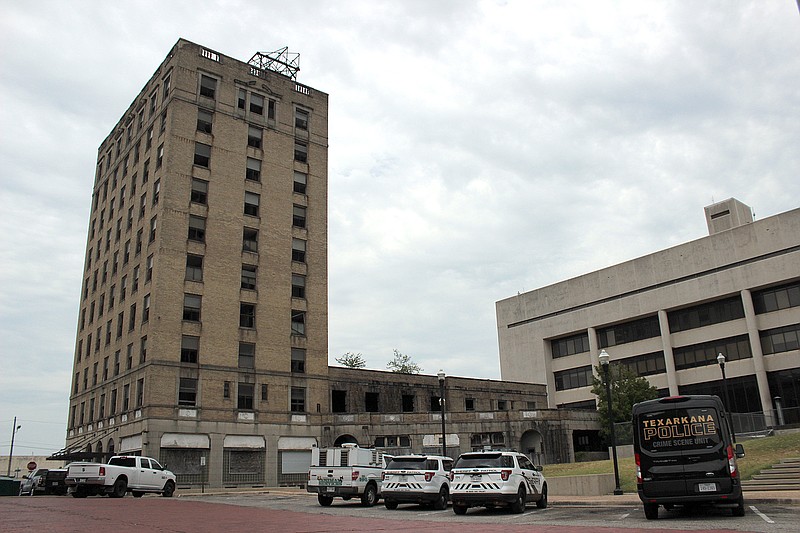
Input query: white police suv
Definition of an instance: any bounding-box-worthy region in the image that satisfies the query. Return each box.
[449,450,547,514]
[381,455,453,510]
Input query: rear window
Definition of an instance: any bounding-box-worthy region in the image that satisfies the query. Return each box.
[455,453,511,468]
[108,457,136,467]
[387,457,427,470]
[638,407,722,452]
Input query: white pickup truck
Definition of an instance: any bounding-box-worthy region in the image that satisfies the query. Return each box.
[307,444,390,506]
[65,455,176,498]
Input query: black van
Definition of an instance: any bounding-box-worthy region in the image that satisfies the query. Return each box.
[632,395,746,519]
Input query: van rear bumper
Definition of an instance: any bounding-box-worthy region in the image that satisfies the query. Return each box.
[638,483,742,506]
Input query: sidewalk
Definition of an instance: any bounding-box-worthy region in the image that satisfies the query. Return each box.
[176,486,800,506]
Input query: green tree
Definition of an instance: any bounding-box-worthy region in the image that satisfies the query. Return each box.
[592,364,658,443]
[335,352,366,368]
[386,349,423,374]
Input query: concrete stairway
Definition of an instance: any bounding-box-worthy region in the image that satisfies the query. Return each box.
[742,457,800,491]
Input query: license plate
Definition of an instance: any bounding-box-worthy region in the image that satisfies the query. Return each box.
[51,482,58,486]
[326,487,335,493]
[698,483,716,492]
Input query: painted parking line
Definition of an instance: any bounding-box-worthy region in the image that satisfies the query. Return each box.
[749,505,775,524]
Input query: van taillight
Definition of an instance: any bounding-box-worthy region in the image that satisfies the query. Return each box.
[99,466,105,476]
[727,445,738,478]
[425,471,434,482]
[352,471,359,481]
[634,453,642,484]
[500,470,511,481]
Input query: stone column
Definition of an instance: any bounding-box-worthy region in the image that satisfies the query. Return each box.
[209,432,224,488]
[658,309,679,395]
[741,289,775,426]
[588,327,600,407]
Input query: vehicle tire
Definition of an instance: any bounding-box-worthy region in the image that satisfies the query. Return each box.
[643,502,658,520]
[536,483,548,509]
[453,503,468,515]
[161,481,175,498]
[384,500,398,510]
[510,485,526,514]
[433,485,449,510]
[317,494,334,506]
[361,483,378,507]
[110,477,127,498]
[132,491,144,498]
[732,495,745,517]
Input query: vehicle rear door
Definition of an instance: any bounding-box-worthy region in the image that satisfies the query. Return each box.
[637,405,726,498]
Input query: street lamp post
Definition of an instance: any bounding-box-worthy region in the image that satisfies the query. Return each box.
[716,353,736,442]
[598,350,623,495]
[6,417,22,477]
[438,370,447,458]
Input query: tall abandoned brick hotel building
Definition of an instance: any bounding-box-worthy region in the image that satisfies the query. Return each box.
[61,39,596,487]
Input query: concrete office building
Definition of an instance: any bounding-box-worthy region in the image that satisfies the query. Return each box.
[60,39,596,487]
[496,199,800,428]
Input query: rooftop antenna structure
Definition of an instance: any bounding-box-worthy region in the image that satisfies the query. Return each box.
[249,47,300,80]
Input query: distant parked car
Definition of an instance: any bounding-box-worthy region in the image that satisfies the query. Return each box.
[18,469,49,496]
[43,469,68,495]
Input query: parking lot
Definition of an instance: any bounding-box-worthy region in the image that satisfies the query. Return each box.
[1,491,797,532]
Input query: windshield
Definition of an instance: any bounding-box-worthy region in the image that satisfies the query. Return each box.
[454,453,504,469]
[638,406,723,453]
[386,457,427,470]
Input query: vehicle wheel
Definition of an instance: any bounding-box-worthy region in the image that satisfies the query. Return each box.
[317,494,334,506]
[161,481,175,498]
[453,503,468,515]
[433,485,449,510]
[361,483,378,507]
[643,502,658,520]
[384,500,398,510]
[536,483,548,509]
[110,477,127,498]
[132,491,144,498]
[510,485,526,514]
[732,495,745,517]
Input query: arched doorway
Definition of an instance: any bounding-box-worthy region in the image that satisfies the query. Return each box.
[107,438,115,457]
[95,441,103,463]
[520,429,544,465]
[333,434,358,447]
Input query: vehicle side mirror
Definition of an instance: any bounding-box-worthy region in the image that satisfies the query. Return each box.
[734,443,745,458]
[534,465,543,472]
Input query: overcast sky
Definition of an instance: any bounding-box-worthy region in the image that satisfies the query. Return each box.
[1,0,798,458]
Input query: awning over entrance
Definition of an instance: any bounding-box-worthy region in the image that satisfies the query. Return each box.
[161,433,210,449]
[223,435,265,449]
[277,436,317,450]
[120,434,143,453]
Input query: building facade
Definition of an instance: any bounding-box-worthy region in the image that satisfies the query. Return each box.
[61,39,598,487]
[496,199,800,429]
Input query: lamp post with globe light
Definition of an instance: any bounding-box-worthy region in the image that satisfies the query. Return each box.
[717,353,736,442]
[438,370,447,458]
[598,350,623,495]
